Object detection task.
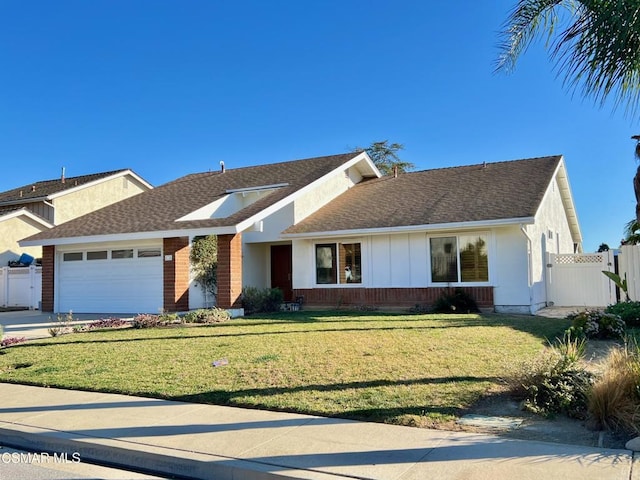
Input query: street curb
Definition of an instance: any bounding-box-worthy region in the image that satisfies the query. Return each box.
[0,422,347,480]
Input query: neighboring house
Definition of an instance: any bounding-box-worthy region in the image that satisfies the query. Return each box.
[0,169,152,266]
[20,152,581,315]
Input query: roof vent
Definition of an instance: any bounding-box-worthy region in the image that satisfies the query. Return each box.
[61,167,66,184]
[19,190,23,198]
[220,161,225,173]
[31,185,36,192]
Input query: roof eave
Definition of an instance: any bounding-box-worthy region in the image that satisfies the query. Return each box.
[19,225,240,247]
[0,196,50,207]
[281,217,536,239]
[551,158,583,246]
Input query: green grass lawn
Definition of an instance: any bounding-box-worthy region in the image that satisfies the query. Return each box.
[0,311,568,427]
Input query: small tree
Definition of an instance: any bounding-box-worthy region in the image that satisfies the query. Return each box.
[354,140,414,176]
[597,243,610,252]
[190,235,218,301]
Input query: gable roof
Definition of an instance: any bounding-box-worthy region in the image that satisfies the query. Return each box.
[21,152,373,246]
[0,206,54,228]
[0,169,152,207]
[284,155,570,236]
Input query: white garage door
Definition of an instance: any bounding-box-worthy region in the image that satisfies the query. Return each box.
[58,246,163,313]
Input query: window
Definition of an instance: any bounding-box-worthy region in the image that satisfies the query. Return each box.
[138,248,161,258]
[87,251,108,260]
[430,235,488,283]
[340,243,361,283]
[112,249,134,259]
[315,242,362,285]
[316,244,336,284]
[63,252,83,261]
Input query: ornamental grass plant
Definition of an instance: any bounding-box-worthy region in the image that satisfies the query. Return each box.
[588,342,640,433]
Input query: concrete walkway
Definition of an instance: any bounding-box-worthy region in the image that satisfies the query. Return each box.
[0,383,635,480]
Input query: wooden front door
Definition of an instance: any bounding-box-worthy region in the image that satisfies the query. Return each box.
[271,245,292,301]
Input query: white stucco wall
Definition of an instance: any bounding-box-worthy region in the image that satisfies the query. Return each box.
[53,174,149,224]
[293,167,361,223]
[242,243,269,289]
[524,176,575,311]
[492,226,531,313]
[243,204,295,244]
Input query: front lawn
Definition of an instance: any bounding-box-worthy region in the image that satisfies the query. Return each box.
[0,311,568,427]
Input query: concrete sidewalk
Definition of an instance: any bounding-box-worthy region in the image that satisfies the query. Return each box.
[0,384,634,480]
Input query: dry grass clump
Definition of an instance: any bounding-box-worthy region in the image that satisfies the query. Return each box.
[588,344,640,433]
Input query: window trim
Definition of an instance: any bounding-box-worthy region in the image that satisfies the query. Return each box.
[428,232,491,286]
[62,252,83,262]
[314,240,363,287]
[87,250,108,261]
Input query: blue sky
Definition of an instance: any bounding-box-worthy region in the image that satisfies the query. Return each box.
[0,1,637,252]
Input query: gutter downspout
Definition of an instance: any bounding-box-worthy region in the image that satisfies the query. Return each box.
[520,224,534,314]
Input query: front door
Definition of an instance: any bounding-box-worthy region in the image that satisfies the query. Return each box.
[271,245,292,301]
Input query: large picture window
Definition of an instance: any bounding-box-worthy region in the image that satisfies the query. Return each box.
[316,242,362,285]
[430,234,488,283]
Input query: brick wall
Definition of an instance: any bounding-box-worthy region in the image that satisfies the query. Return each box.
[163,237,190,311]
[293,287,494,310]
[41,245,55,312]
[217,233,242,308]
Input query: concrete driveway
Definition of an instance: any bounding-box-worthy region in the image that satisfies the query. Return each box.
[0,310,135,340]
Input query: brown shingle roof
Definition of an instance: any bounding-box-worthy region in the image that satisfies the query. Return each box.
[284,155,562,234]
[0,169,130,205]
[23,152,361,242]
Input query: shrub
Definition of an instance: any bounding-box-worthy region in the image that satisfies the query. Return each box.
[183,308,230,323]
[1,336,27,347]
[510,334,594,418]
[588,341,640,433]
[431,288,479,314]
[48,311,75,337]
[190,235,218,299]
[80,318,130,331]
[131,314,163,329]
[566,309,626,339]
[241,287,284,314]
[605,302,640,327]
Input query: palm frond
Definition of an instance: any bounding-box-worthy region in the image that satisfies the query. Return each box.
[495,0,568,73]
[496,0,640,115]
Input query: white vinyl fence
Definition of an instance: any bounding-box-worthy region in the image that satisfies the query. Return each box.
[546,251,616,307]
[0,266,42,309]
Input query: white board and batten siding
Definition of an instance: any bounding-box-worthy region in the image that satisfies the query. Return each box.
[546,252,615,307]
[56,243,163,314]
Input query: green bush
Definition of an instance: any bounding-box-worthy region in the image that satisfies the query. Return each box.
[510,334,594,418]
[605,302,640,327]
[183,308,230,323]
[566,309,625,339]
[431,288,479,314]
[241,287,284,314]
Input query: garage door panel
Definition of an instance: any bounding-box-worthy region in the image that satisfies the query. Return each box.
[58,251,163,313]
